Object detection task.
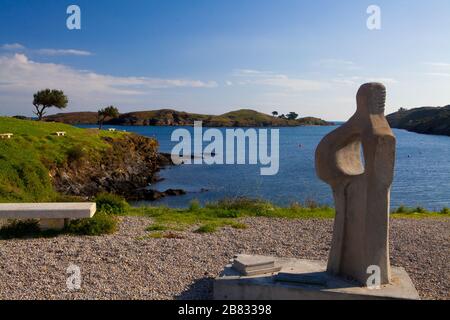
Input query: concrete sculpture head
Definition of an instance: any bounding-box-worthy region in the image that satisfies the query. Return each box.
[315,82,396,286]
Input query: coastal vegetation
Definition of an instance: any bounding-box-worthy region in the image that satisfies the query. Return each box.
[0,117,162,202]
[0,117,447,240]
[387,105,450,136]
[33,89,68,121]
[44,108,332,127]
[97,105,119,129]
[128,198,449,237]
[1,195,447,240]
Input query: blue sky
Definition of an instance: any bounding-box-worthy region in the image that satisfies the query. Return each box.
[1,0,450,120]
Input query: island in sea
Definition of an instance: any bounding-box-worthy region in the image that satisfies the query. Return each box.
[43,108,333,127]
[387,105,450,136]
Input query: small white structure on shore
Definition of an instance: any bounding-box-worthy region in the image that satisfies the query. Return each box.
[0,133,13,139]
[55,131,66,137]
[108,128,116,132]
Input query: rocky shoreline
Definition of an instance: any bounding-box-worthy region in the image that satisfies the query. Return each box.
[51,134,187,202]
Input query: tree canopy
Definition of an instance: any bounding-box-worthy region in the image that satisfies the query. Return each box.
[98,106,120,129]
[286,112,299,120]
[33,89,68,120]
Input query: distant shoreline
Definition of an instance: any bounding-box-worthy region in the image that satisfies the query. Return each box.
[41,108,334,127]
[387,105,450,137]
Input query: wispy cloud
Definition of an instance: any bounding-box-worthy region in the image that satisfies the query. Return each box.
[0,54,217,112]
[424,62,450,69]
[232,69,325,92]
[316,59,360,70]
[1,43,93,57]
[425,72,450,78]
[1,43,26,50]
[424,62,450,77]
[36,49,93,56]
[332,75,398,86]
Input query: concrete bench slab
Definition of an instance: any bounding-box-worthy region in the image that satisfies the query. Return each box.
[0,133,13,139]
[55,131,66,136]
[0,203,96,230]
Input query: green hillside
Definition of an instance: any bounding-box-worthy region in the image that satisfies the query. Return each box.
[0,117,124,202]
[44,108,332,127]
[387,105,450,136]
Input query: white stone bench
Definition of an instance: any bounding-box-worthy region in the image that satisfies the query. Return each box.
[0,133,13,139]
[108,128,116,132]
[55,131,66,136]
[0,203,96,230]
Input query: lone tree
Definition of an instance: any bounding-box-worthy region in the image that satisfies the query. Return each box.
[272,111,279,117]
[33,89,68,120]
[286,112,299,120]
[98,106,119,129]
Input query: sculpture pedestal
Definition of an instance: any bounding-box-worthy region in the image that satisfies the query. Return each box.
[214,255,420,300]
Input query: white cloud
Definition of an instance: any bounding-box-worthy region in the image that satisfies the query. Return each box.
[424,62,450,69]
[0,54,217,114]
[36,49,93,56]
[332,76,398,86]
[425,72,450,78]
[316,59,360,70]
[1,43,26,50]
[232,69,325,92]
[1,43,93,57]
[423,62,450,77]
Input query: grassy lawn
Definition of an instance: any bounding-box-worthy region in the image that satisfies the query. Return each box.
[125,198,449,237]
[0,117,125,202]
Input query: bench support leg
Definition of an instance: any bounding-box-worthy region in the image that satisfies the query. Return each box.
[39,218,66,231]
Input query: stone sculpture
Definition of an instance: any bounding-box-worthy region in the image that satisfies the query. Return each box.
[315,82,396,285]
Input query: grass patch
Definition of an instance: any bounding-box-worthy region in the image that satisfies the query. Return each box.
[391,205,449,219]
[128,197,335,234]
[0,117,126,202]
[129,198,449,235]
[146,224,169,231]
[195,224,217,233]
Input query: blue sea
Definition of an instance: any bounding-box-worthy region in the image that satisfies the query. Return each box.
[78,125,450,210]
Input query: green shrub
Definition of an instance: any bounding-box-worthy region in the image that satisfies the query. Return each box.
[227,221,248,229]
[394,205,408,214]
[195,224,217,233]
[0,219,41,239]
[146,224,168,231]
[189,199,201,211]
[95,192,128,215]
[66,145,86,163]
[215,210,240,218]
[212,197,274,215]
[441,207,449,215]
[66,212,117,236]
[290,202,303,210]
[415,206,427,214]
[304,198,319,209]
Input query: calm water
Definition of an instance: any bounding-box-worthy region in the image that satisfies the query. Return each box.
[79,125,450,210]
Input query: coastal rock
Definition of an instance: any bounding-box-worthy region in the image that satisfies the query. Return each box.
[51,134,174,200]
[387,105,450,136]
[129,188,187,201]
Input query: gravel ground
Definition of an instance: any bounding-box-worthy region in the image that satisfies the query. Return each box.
[0,216,448,300]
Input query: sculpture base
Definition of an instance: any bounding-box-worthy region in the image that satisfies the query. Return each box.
[214,256,420,300]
